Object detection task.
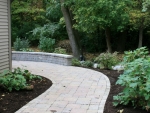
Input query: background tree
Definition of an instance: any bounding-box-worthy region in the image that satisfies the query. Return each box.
[11,0,49,45]
[129,0,150,48]
[71,0,130,53]
[31,0,63,41]
[142,0,150,12]
[60,0,81,58]
[11,0,150,55]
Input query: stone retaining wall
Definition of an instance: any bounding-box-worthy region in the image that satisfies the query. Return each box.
[12,51,73,66]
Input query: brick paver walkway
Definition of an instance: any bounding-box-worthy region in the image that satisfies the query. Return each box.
[13,61,110,113]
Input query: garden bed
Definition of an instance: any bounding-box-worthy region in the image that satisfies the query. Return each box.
[0,76,52,113]
[12,51,73,66]
[101,69,148,113]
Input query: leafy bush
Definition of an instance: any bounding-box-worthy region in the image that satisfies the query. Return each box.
[81,60,94,68]
[113,47,150,110]
[94,52,120,69]
[32,23,60,41]
[0,70,27,92]
[72,58,81,66]
[122,47,149,64]
[38,37,55,52]
[13,38,30,51]
[113,58,150,110]
[0,68,42,92]
[13,67,42,81]
[54,47,67,54]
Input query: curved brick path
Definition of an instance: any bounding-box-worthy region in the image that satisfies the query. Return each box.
[13,61,110,113]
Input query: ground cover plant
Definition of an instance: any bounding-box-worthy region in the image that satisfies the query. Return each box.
[0,68,52,113]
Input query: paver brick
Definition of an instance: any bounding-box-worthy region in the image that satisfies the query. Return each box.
[13,61,110,113]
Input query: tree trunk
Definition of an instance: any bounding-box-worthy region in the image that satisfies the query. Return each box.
[117,30,127,52]
[138,18,144,48]
[60,0,81,59]
[138,27,144,48]
[68,8,82,55]
[105,27,112,53]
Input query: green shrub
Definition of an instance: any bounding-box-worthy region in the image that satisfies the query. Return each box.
[0,70,27,92]
[32,23,60,41]
[122,47,149,64]
[113,47,150,110]
[113,58,150,110]
[38,37,55,52]
[94,52,120,69]
[13,67,42,81]
[54,47,67,54]
[81,60,94,68]
[72,58,81,66]
[0,68,42,92]
[13,38,30,51]
[57,40,72,53]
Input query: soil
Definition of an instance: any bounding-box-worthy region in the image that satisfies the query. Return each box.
[0,76,52,113]
[0,68,149,113]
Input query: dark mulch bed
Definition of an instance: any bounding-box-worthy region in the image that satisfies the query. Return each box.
[0,69,149,113]
[0,76,52,113]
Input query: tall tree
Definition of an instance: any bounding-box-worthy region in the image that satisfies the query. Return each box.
[71,0,130,53]
[60,0,81,58]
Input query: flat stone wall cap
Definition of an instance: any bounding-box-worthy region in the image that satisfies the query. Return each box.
[12,51,45,54]
[12,51,73,58]
[43,53,73,58]
[12,51,36,54]
[52,53,73,58]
